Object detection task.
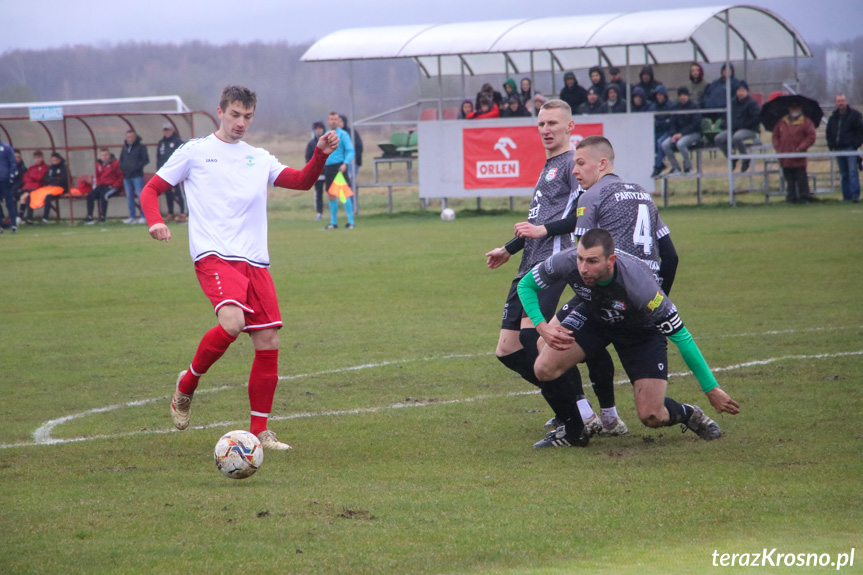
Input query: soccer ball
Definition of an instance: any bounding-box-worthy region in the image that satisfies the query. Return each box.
[214,430,264,479]
[441,208,456,221]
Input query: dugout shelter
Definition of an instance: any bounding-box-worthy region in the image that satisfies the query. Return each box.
[301,4,811,204]
[0,96,217,222]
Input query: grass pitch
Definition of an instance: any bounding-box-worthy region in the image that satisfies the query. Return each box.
[1,196,861,574]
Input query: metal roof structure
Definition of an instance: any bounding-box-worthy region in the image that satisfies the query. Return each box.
[0,96,217,189]
[301,5,810,76]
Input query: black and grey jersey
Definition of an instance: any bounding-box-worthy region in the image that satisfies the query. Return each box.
[574,174,669,272]
[532,250,682,334]
[517,150,580,278]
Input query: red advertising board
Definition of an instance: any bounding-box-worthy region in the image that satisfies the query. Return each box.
[462,123,603,189]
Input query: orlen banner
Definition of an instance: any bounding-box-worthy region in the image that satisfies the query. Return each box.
[462,123,603,189]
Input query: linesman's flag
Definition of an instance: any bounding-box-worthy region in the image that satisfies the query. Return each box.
[328,171,354,204]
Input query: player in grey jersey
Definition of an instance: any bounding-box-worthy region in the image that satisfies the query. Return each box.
[518,229,739,448]
[514,135,680,434]
[485,99,601,442]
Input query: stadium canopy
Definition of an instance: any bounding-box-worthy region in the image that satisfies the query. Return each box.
[300,4,811,76]
[0,96,217,186]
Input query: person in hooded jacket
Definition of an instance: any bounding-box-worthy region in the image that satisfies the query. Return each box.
[39,152,69,223]
[468,96,501,119]
[630,86,652,112]
[587,67,606,101]
[602,85,626,114]
[459,99,474,119]
[650,86,674,177]
[500,95,530,118]
[559,71,587,113]
[701,63,742,120]
[634,65,663,103]
[606,67,627,101]
[503,78,518,101]
[119,129,150,224]
[576,87,604,115]
[687,63,707,105]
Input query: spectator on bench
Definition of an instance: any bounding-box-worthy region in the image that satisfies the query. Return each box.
[19,151,48,225]
[687,63,707,105]
[576,87,603,115]
[630,87,651,112]
[602,85,626,114]
[559,71,587,113]
[635,65,663,103]
[39,152,69,223]
[468,96,501,119]
[715,81,761,172]
[84,148,124,224]
[587,66,606,101]
[701,63,742,120]
[501,95,530,118]
[459,99,474,119]
[650,86,674,178]
[660,87,702,175]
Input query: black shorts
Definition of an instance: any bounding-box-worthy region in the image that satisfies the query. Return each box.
[500,275,567,331]
[561,302,668,383]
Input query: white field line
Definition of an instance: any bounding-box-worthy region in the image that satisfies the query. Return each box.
[5,342,862,450]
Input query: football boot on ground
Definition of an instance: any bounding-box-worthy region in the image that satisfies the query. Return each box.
[682,405,721,440]
[582,414,604,437]
[544,416,562,429]
[170,370,193,430]
[257,429,292,451]
[599,417,630,436]
[533,426,590,449]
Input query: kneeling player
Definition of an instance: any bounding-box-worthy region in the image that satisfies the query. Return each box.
[518,228,739,448]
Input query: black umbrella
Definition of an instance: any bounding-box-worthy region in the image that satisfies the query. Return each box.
[760,94,823,131]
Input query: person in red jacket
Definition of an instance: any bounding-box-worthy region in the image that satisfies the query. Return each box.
[772,98,817,203]
[84,148,125,223]
[467,96,501,119]
[19,151,48,224]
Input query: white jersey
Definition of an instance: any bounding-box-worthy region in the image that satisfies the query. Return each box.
[156,133,287,266]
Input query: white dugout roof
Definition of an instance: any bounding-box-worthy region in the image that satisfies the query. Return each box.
[301,5,811,75]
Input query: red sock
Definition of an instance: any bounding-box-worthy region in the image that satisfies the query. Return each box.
[248,349,279,436]
[178,324,237,395]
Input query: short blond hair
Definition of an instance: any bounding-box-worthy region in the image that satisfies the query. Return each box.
[576,135,615,165]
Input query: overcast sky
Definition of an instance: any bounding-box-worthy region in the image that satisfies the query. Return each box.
[1,0,859,55]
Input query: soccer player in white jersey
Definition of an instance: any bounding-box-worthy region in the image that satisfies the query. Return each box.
[140,85,339,451]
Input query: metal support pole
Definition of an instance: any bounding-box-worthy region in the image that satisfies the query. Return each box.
[725,9,735,206]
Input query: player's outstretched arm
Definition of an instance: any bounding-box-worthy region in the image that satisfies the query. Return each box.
[141,175,172,243]
[667,325,740,415]
[275,135,337,190]
[485,246,511,269]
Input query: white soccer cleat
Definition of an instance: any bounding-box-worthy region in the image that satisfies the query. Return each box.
[599,417,630,436]
[257,429,292,451]
[171,370,193,430]
[583,414,604,437]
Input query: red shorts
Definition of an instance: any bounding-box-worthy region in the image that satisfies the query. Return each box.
[194,256,283,331]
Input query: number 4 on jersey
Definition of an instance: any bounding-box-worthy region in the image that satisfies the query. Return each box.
[633,203,653,255]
